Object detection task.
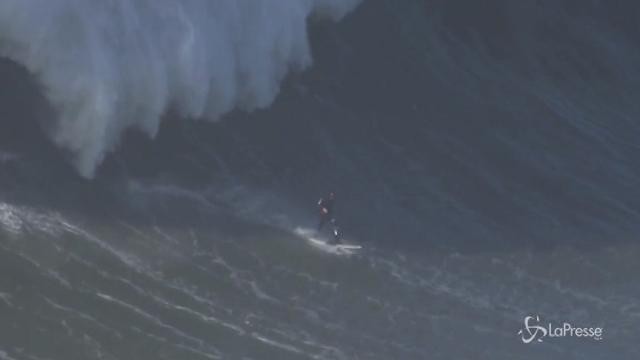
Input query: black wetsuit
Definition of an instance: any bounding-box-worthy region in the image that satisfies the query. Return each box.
[317,197,335,230]
[317,196,340,243]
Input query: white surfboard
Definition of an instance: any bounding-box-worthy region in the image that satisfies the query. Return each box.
[333,243,362,250]
[295,227,362,254]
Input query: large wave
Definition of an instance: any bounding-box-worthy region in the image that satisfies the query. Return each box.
[0,0,361,177]
[2,0,640,251]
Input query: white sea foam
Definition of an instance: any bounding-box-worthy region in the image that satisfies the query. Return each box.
[0,0,361,177]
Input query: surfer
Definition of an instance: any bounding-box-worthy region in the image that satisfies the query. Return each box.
[317,192,341,244]
[317,192,335,230]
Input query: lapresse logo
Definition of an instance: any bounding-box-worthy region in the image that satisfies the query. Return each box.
[518,315,603,344]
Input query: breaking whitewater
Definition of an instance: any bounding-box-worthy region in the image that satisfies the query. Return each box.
[1,0,639,359]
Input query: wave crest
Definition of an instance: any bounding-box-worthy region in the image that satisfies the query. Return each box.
[0,0,360,177]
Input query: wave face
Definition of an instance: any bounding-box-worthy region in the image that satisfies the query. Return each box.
[1,0,640,359]
[0,0,360,177]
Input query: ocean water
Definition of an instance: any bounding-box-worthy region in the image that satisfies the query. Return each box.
[1,0,639,359]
